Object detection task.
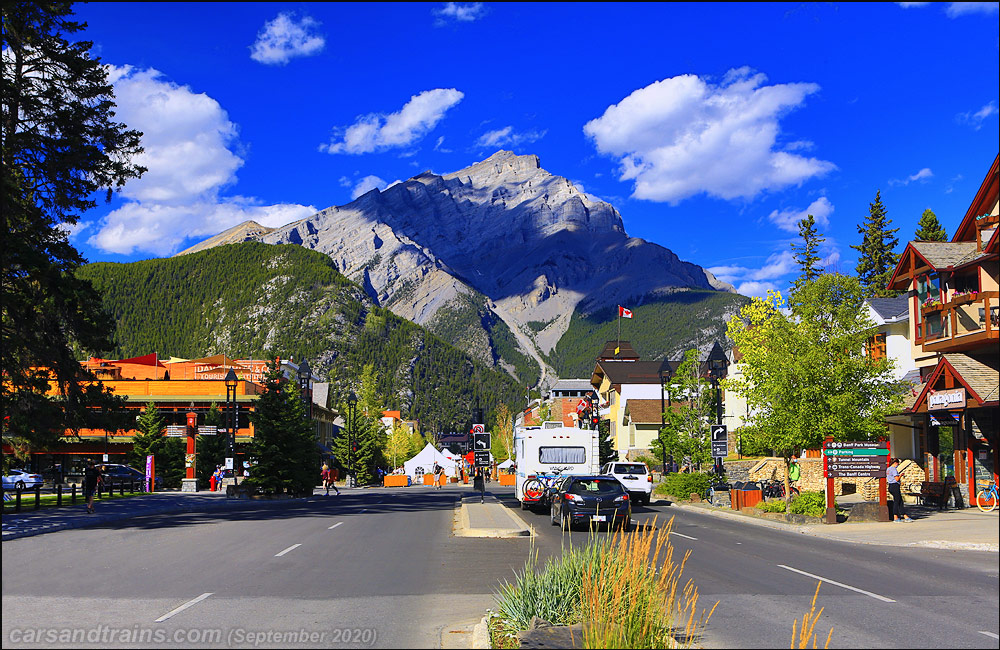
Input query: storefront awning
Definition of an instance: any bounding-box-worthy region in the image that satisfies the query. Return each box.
[911,353,999,412]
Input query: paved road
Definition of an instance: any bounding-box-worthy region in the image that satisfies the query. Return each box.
[5,484,998,648]
[2,485,530,649]
[503,488,1000,649]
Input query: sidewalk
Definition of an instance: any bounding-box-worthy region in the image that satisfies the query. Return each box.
[664,497,999,552]
[1,488,322,542]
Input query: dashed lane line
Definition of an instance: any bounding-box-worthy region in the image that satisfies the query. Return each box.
[979,632,999,640]
[328,522,343,530]
[778,565,895,603]
[670,531,698,540]
[274,543,302,557]
[154,593,212,623]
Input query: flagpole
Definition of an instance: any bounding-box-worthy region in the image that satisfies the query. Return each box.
[617,305,621,358]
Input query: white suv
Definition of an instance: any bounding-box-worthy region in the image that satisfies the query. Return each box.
[601,462,653,505]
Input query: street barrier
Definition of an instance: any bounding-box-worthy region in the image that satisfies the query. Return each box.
[499,474,516,486]
[423,474,434,485]
[384,475,408,487]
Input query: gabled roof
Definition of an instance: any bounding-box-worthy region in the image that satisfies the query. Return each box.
[623,399,665,424]
[867,297,908,322]
[597,340,640,361]
[551,379,596,392]
[911,241,979,268]
[953,154,999,243]
[592,360,672,388]
[911,353,999,411]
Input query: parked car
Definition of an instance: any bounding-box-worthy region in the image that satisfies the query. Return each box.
[549,475,632,531]
[99,464,162,489]
[601,461,654,505]
[2,469,44,490]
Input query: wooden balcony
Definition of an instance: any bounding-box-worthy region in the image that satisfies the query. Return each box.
[922,291,999,353]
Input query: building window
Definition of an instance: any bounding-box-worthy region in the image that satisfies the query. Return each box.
[867,333,886,360]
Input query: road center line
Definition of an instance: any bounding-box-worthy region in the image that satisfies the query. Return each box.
[154,592,212,622]
[670,531,698,540]
[979,631,999,640]
[328,522,343,530]
[274,543,302,557]
[778,565,895,603]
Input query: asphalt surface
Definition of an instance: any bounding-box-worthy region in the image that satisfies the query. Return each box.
[504,488,1000,649]
[3,484,998,649]
[2,485,530,649]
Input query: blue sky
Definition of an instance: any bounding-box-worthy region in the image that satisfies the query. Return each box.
[69,2,999,298]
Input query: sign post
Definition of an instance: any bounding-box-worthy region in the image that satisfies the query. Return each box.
[823,440,891,523]
[473,427,490,503]
[711,425,728,459]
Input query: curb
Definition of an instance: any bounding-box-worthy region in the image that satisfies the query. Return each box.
[472,614,491,649]
[454,499,532,538]
[663,501,1000,553]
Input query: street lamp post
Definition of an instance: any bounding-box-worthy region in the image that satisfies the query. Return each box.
[225,369,238,486]
[347,391,357,488]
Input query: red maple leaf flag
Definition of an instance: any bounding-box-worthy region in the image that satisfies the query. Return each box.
[619,306,633,319]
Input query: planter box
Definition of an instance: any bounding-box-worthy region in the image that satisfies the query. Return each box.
[499,474,516,486]
[384,475,408,487]
[422,474,434,485]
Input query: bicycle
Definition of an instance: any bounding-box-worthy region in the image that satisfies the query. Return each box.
[976,480,998,513]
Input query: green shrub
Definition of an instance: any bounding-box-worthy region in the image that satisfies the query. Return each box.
[755,499,787,513]
[656,473,712,500]
[788,491,832,517]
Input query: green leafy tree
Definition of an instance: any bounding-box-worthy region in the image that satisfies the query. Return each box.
[914,208,947,242]
[196,402,229,485]
[491,403,514,463]
[653,350,716,471]
[1,1,145,457]
[789,214,826,299]
[385,421,412,469]
[333,363,387,486]
[852,191,901,298]
[245,362,319,495]
[725,275,903,499]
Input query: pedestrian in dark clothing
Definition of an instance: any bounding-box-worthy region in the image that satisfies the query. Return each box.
[887,458,913,522]
[83,460,102,514]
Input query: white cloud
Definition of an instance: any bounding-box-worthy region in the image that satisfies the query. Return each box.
[583,67,835,204]
[889,167,933,186]
[945,2,998,17]
[957,101,998,130]
[767,197,834,233]
[321,89,464,154]
[433,2,487,25]
[250,13,325,65]
[88,66,315,256]
[350,175,389,199]
[709,245,842,299]
[475,126,547,149]
[895,2,930,7]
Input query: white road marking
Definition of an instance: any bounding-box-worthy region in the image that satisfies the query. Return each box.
[670,531,698,540]
[979,631,999,640]
[328,522,343,530]
[154,593,212,622]
[359,508,367,513]
[778,565,895,603]
[274,543,302,557]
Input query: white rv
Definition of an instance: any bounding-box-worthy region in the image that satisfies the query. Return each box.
[513,421,601,510]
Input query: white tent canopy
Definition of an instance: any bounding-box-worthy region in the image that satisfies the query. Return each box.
[497,459,515,470]
[403,444,459,478]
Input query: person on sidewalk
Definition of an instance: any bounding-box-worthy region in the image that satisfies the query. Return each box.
[83,460,102,514]
[887,458,913,523]
[433,463,443,490]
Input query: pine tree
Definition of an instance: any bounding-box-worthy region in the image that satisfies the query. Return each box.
[598,419,616,466]
[129,403,164,468]
[789,214,826,297]
[914,208,947,242]
[2,2,145,454]
[852,190,901,298]
[246,361,319,495]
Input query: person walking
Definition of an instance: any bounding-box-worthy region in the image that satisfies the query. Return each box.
[321,463,339,495]
[83,459,102,514]
[887,458,913,523]
[433,462,443,490]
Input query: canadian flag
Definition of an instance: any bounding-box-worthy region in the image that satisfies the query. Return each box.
[619,306,633,319]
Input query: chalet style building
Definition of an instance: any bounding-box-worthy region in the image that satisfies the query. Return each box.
[887,155,999,506]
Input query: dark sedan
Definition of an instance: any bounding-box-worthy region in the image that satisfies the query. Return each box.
[549,475,632,531]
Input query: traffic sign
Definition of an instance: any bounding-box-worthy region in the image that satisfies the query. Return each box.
[711,425,727,458]
[471,423,485,434]
[824,448,890,456]
[825,441,887,449]
[473,431,490,451]
[474,450,490,467]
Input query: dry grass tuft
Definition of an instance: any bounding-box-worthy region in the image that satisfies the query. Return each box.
[791,582,833,649]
